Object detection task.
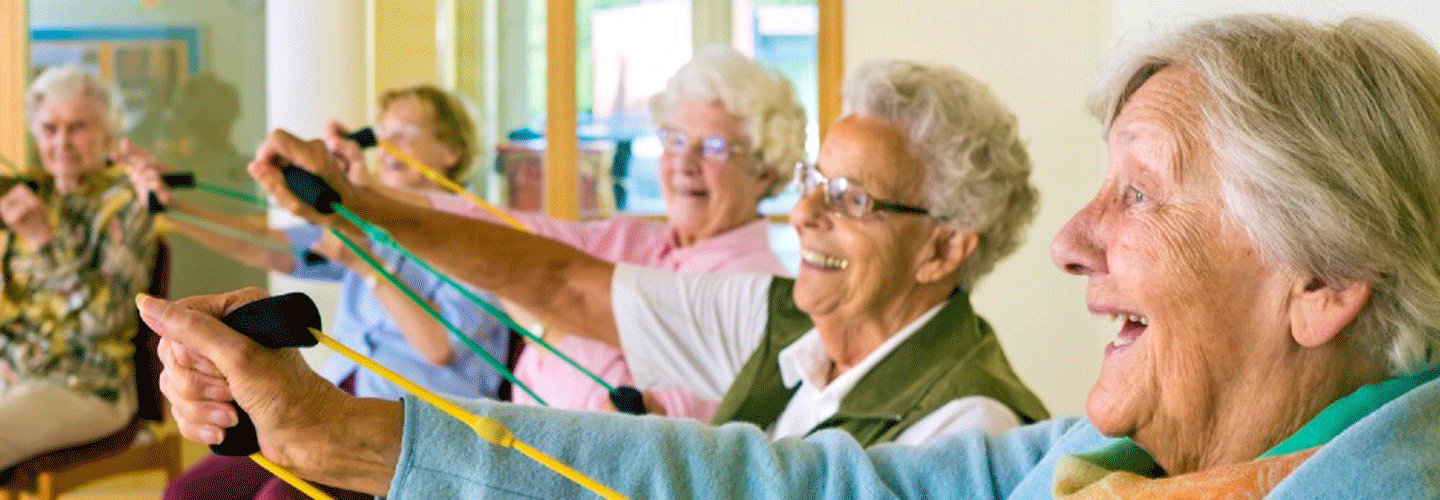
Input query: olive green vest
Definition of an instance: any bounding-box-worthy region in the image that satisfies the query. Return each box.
[711,278,1049,445]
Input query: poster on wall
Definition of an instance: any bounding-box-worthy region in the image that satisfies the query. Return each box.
[31,26,200,146]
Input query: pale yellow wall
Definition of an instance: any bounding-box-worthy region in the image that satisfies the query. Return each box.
[371,0,441,115]
[1,0,23,171]
[845,0,1112,417]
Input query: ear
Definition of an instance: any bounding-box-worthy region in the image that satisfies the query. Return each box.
[1289,276,1371,348]
[751,167,776,201]
[438,145,462,174]
[914,224,979,284]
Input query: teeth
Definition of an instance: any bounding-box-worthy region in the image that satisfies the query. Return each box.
[801,249,850,270]
[1111,335,1135,348]
[1098,313,1148,326]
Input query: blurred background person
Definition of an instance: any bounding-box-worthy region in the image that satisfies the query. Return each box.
[0,65,157,468]
[150,84,509,500]
[413,46,803,420]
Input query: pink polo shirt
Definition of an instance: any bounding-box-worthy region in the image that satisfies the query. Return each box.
[429,192,788,420]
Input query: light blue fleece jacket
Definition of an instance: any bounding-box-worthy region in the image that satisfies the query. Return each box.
[383,375,1440,499]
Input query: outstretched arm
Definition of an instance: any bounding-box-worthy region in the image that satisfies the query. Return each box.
[168,202,297,274]
[248,129,620,347]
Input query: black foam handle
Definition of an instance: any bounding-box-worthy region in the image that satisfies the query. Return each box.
[346,127,377,149]
[300,250,329,266]
[163,172,197,188]
[609,386,647,415]
[281,165,340,214]
[143,173,197,213]
[209,292,323,457]
[147,192,166,214]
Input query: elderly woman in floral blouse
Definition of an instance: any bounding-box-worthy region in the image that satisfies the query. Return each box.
[0,65,156,468]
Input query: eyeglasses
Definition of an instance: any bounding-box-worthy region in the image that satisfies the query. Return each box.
[794,162,932,218]
[376,121,422,143]
[656,127,749,163]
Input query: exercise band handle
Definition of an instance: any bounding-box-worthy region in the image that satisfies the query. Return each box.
[210,292,324,457]
[346,128,378,149]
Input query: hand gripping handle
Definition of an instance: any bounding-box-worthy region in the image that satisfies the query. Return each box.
[209,292,324,457]
[281,165,342,215]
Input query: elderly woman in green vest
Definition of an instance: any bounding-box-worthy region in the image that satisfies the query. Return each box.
[236,58,1048,446]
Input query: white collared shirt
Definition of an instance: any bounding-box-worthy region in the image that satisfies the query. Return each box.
[613,265,1021,444]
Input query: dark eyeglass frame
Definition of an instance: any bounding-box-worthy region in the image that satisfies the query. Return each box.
[656,126,749,163]
[794,162,932,218]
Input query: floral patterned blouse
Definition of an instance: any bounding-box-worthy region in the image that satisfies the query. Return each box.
[0,169,156,402]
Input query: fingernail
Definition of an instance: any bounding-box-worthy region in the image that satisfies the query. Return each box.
[209,409,237,427]
[204,385,228,401]
[135,294,170,321]
[199,428,222,445]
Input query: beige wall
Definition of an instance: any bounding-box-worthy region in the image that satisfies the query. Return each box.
[846,0,1110,417]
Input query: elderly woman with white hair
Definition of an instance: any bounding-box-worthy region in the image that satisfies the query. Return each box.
[151,14,1440,498]
[0,65,157,468]
[416,46,805,420]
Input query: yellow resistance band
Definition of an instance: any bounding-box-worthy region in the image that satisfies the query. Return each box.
[250,453,337,500]
[311,328,626,500]
[375,141,531,232]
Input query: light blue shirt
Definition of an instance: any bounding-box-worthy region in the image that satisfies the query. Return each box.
[285,225,509,401]
[382,371,1440,498]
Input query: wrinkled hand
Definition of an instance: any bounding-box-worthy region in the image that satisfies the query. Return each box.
[1,184,54,247]
[114,139,173,206]
[323,120,373,187]
[247,129,361,233]
[145,287,351,469]
[308,230,360,270]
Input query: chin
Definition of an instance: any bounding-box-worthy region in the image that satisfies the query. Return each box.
[1085,383,1136,438]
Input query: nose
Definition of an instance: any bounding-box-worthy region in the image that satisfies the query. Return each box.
[789,184,830,232]
[1050,197,1107,276]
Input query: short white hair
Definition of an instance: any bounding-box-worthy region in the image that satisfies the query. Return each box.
[649,45,807,198]
[26,64,123,138]
[1090,15,1440,375]
[844,60,1038,291]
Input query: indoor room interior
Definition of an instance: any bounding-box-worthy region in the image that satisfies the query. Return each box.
[0,0,1436,498]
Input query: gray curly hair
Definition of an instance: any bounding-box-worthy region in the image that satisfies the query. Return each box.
[649,45,807,199]
[844,60,1038,291]
[26,64,123,140]
[1090,15,1440,375]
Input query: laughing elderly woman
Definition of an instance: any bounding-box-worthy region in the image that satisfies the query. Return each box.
[152,14,1439,498]
[425,46,805,421]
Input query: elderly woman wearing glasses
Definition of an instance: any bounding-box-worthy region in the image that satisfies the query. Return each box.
[236,58,1048,447]
[414,46,802,421]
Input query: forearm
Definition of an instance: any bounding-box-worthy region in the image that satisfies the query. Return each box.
[347,187,619,346]
[386,396,950,499]
[286,396,405,495]
[370,278,456,366]
[169,202,296,273]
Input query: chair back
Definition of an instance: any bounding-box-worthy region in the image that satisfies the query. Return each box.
[133,240,170,422]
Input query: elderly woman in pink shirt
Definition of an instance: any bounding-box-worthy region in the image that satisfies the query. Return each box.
[427,46,805,420]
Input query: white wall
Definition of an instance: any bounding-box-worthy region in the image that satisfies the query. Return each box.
[266,0,369,362]
[846,0,1440,419]
[846,0,1111,417]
